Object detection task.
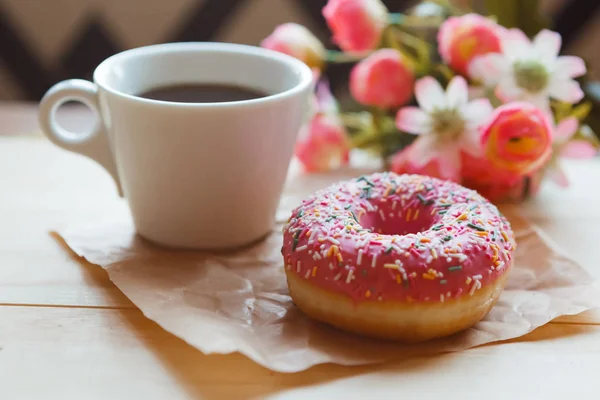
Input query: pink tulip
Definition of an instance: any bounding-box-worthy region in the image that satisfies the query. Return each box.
[437,13,503,77]
[295,82,350,173]
[261,23,326,70]
[322,0,388,54]
[350,49,414,108]
[480,102,553,176]
[295,114,350,173]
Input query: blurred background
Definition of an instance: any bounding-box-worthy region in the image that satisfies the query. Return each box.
[0,0,598,102]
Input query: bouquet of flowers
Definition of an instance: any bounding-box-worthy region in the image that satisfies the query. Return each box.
[261,0,599,202]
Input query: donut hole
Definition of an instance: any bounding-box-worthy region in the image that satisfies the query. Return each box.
[359,201,437,235]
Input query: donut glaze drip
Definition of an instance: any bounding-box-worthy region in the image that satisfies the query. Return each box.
[282,173,516,303]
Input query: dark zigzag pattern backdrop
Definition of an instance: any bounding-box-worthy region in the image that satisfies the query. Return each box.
[0,0,597,101]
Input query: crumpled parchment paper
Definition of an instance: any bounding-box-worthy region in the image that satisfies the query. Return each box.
[55,161,600,373]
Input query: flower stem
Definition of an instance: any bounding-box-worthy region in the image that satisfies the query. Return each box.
[340,112,371,129]
[388,13,443,29]
[384,27,403,51]
[388,13,404,25]
[370,107,394,162]
[389,27,431,74]
[427,0,471,15]
[381,27,419,72]
[435,64,455,81]
[325,51,368,64]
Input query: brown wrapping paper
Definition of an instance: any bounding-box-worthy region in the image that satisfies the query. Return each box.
[55,160,600,372]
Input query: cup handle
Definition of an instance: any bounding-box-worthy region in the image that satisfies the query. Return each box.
[39,79,123,196]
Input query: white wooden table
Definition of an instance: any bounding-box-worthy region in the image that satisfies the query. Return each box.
[1,104,600,399]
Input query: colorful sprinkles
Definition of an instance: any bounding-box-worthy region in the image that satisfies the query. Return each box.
[282,173,515,303]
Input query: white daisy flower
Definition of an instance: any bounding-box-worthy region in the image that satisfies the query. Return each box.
[395,76,493,181]
[469,29,587,110]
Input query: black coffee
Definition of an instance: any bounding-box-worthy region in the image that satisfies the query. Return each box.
[138,83,267,103]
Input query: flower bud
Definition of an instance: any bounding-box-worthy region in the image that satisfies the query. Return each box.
[437,14,503,77]
[323,0,388,54]
[295,114,350,173]
[350,49,414,108]
[261,23,326,70]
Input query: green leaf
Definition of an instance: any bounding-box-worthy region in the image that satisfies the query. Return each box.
[570,101,593,122]
[551,101,572,122]
[484,86,502,108]
[483,0,549,36]
[575,125,600,149]
[325,51,367,64]
[434,64,455,82]
[386,26,431,74]
[582,82,600,141]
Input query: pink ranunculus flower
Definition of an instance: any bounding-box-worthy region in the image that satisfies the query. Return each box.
[462,171,532,202]
[461,150,530,199]
[261,23,326,70]
[469,29,587,110]
[437,13,504,77]
[480,102,553,176]
[295,82,350,173]
[350,49,414,108]
[322,0,389,54]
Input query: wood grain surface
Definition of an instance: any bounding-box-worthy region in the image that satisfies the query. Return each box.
[1,105,599,399]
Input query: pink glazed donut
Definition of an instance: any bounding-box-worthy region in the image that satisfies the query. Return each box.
[282,173,516,342]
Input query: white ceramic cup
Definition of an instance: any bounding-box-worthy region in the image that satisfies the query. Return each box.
[39,42,313,250]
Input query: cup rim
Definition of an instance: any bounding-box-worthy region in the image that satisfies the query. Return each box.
[93,42,314,108]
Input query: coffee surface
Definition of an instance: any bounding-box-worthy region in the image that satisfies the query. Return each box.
[138,83,267,103]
